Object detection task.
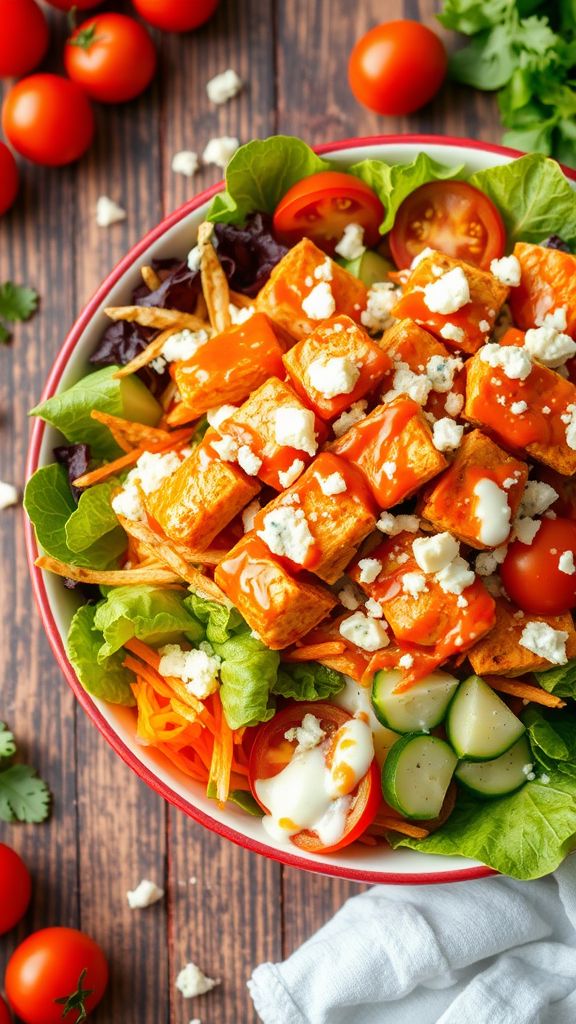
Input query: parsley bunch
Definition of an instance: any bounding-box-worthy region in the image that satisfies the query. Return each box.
[439,0,576,166]
[0,282,38,344]
[0,722,51,822]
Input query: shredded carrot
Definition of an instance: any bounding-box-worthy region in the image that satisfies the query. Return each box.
[71,427,192,488]
[285,641,347,662]
[484,675,566,709]
[165,402,199,427]
[317,654,368,682]
[372,817,430,839]
[90,410,176,449]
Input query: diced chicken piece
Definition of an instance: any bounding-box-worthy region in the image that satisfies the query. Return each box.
[509,242,576,335]
[468,598,576,676]
[380,317,466,419]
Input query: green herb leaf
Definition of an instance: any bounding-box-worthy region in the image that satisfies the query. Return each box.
[469,153,576,247]
[0,323,11,345]
[273,661,345,701]
[0,282,38,322]
[67,604,136,706]
[0,764,51,823]
[449,27,517,90]
[0,722,16,761]
[437,0,515,34]
[65,477,126,554]
[348,153,464,234]
[94,585,203,659]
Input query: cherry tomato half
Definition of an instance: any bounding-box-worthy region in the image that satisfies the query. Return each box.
[0,844,31,934]
[0,143,18,216]
[501,517,576,616]
[2,74,94,166]
[249,702,380,853]
[130,0,219,33]
[65,14,157,104]
[0,0,48,79]
[0,996,12,1024]
[273,171,385,255]
[348,20,447,116]
[389,180,506,270]
[5,927,108,1024]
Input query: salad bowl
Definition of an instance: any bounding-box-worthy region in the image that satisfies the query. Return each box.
[25,135,576,884]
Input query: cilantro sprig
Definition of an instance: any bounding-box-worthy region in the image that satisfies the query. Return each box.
[0,722,51,823]
[0,281,39,344]
[438,0,576,166]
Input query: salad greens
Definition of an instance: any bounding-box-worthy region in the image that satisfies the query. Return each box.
[536,659,576,700]
[67,604,136,706]
[349,153,464,233]
[93,586,202,658]
[0,722,51,824]
[273,662,345,702]
[65,477,126,554]
[438,0,576,165]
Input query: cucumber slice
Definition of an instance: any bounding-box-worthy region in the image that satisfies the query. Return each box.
[371,669,459,734]
[382,733,458,820]
[339,250,394,287]
[119,376,162,426]
[455,735,532,799]
[446,675,525,762]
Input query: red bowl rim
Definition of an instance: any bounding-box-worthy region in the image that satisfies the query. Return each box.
[27,133,574,885]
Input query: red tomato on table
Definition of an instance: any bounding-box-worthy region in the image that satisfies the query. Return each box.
[2,75,94,166]
[249,702,380,853]
[131,0,219,32]
[389,181,506,270]
[0,844,31,934]
[0,996,12,1024]
[501,517,576,616]
[65,14,157,104]
[0,0,48,78]
[0,143,18,216]
[5,927,108,1024]
[44,0,103,9]
[273,171,384,255]
[348,20,447,116]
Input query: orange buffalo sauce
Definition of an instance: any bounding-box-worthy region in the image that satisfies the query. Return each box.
[509,242,576,335]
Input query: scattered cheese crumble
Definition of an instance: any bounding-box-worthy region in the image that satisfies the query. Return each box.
[307,356,360,398]
[257,507,314,564]
[207,404,238,430]
[357,558,382,584]
[519,622,568,665]
[480,343,532,381]
[206,68,243,104]
[202,136,239,168]
[524,310,576,369]
[402,572,428,597]
[285,713,325,753]
[423,267,470,315]
[332,401,367,438]
[158,645,221,699]
[360,282,399,333]
[559,550,576,575]
[278,459,305,488]
[176,962,219,999]
[339,611,389,651]
[433,417,464,452]
[171,151,200,178]
[127,879,164,910]
[162,328,209,362]
[376,512,420,535]
[0,481,19,510]
[413,533,459,574]
[490,255,521,287]
[519,481,558,518]
[334,222,366,261]
[275,407,317,456]
[316,471,346,496]
[301,281,336,319]
[96,196,126,227]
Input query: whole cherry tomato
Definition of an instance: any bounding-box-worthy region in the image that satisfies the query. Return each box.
[2,75,94,166]
[0,844,31,933]
[349,20,447,116]
[273,171,384,255]
[501,517,576,616]
[0,0,49,79]
[0,996,12,1024]
[65,13,157,103]
[131,0,219,33]
[5,927,108,1024]
[0,143,18,215]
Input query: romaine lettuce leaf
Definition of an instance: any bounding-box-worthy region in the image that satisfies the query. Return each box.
[184,592,245,644]
[348,152,464,233]
[212,633,279,730]
[64,477,126,555]
[24,464,126,569]
[273,662,345,701]
[207,136,330,225]
[94,586,203,659]
[535,658,576,699]
[67,603,136,706]
[469,153,576,247]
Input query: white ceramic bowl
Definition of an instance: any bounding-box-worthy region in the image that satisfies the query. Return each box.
[27,135,573,884]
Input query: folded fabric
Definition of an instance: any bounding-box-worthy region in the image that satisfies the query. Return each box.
[248,858,576,1024]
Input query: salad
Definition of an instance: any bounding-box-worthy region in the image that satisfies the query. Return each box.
[25,136,576,880]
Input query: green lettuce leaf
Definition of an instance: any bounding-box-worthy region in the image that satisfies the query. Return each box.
[437,0,515,33]
[94,586,203,659]
[65,477,126,555]
[67,603,136,706]
[469,153,576,248]
[30,367,162,459]
[347,153,464,234]
[24,464,125,569]
[535,658,576,699]
[448,26,518,90]
[184,592,245,645]
[212,633,279,730]
[206,136,330,225]
[273,661,345,701]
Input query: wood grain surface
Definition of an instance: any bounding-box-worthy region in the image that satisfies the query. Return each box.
[0,1,500,1020]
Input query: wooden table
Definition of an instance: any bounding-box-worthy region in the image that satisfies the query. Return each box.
[0,2,500,1020]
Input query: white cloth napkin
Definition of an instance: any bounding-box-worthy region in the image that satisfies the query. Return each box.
[248,859,576,1024]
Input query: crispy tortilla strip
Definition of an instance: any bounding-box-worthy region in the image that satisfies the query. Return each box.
[36,554,182,586]
[105,305,208,332]
[113,327,180,379]
[116,517,229,600]
[165,402,199,427]
[284,642,347,662]
[72,428,192,488]
[117,515,225,570]
[230,289,254,308]
[484,675,567,709]
[160,380,179,413]
[374,818,430,839]
[198,221,231,333]
[90,410,175,449]
[141,265,162,291]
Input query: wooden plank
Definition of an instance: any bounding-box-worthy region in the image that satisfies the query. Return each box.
[160,3,282,1022]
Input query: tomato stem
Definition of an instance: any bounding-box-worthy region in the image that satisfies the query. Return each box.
[68,24,101,50]
[55,968,93,1023]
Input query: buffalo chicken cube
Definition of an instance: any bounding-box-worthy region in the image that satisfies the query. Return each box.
[349,531,495,652]
[282,314,390,420]
[418,429,528,550]
[206,376,328,491]
[509,242,576,335]
[214,534,337,649]
[330,396,447,508]
[380,317,466,419]
[256,238,367,342]
[468,598,576,676]
[253,452,377,584]
[172,313,289,417]
[465,331,576,475]
[391,252,508,354]
[144,444,260,548]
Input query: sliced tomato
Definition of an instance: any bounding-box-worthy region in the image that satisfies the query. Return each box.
[501,517,576,616]
[273,171,384,255]
[248,702,380,853]
[389,180,506,270]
